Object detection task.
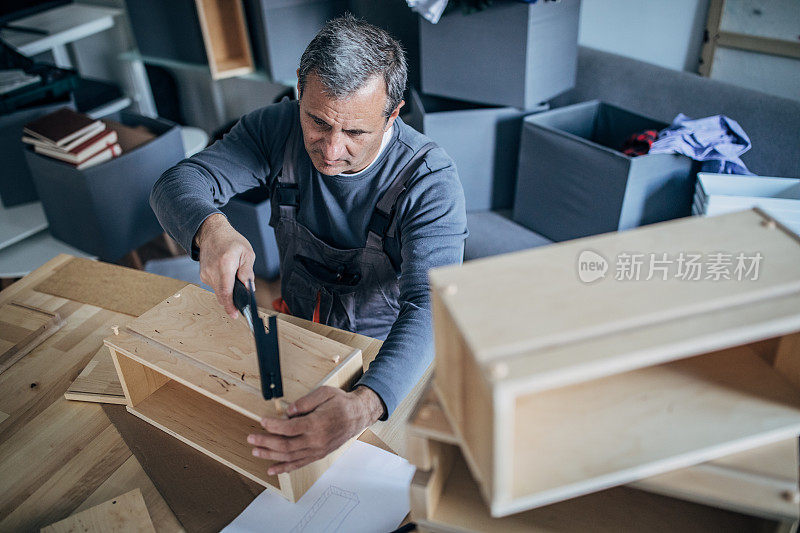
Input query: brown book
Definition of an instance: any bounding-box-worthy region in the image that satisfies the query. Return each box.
[23,107,105,148]
[33,129,119,164]
[74,143,122,170]
[102,119,156,153]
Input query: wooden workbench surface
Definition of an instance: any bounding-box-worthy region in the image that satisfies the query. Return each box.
[0,255,425,532]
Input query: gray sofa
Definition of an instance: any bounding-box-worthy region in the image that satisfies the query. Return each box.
[464,46,800,261]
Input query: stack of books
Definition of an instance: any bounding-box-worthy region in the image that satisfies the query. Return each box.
[693,172,800,235]
[22,107,156,170]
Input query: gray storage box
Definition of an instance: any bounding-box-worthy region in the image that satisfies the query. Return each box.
[403,88,546,211]
[420,0,580,110]
[512,100,695,242]
[221,188,280,280]
[25,112,184,261]
[245,0,345,83]
[0,99,73,207]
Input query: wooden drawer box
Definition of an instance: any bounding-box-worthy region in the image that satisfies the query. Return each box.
[428,209,800,516]
[105,284,363,501]
[407,384,777,532]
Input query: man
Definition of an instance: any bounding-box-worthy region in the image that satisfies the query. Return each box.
[150,15,467,476]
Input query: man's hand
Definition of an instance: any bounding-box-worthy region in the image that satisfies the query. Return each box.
[247,386,385,475]
[195,213,256,319]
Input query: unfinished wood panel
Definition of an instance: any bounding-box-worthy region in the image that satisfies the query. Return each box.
[0,302,64,373]
[414,451,766,533]
[194,0,254,79]
[41,488,155,533]
[509,344,800,512]
[774,332,800,390]
[124,284,358,407]
[34,258,186,317]
[411,377,800,524]
[110,348,171,406]
[75,456,182,533]
[106,284,363,502]
[126,378,277,489]
[65,346,127,404]
[430,210,800,367]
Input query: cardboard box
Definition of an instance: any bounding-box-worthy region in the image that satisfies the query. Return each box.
[513,101,695,242]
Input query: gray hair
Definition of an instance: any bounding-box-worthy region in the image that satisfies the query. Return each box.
[298,14,407,118]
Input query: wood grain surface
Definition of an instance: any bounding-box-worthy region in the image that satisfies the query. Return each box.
[41,488,156,533]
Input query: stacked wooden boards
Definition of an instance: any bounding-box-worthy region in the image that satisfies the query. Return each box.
[105,283,364,502]
[428,208,800,517]
[407,383,798,532]
[0,301,64,374]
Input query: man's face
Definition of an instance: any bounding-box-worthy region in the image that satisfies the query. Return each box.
[298,71,402,176]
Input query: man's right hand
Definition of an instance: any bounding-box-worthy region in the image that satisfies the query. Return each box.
[195,213,257,319]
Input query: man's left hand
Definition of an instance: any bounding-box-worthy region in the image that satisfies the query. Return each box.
[247,386,385,475]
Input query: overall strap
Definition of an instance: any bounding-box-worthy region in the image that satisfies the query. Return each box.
[271,116,300,225]
[366,142,437,250]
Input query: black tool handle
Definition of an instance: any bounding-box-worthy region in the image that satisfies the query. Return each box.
[232,278,251,316]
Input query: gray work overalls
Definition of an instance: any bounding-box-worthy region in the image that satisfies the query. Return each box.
[269,119,435,341]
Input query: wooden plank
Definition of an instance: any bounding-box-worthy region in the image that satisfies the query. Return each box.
[507,344,800,513]
[123,284,359,408]
[41,488,156,533]
[34,257,187,317]
[430,210,800,366]
[194,0,254,80]
[0,302,64,374]
[64,346,127,404]
[699,0,725,76]
[717,31,800,60]
[416,452,767,533]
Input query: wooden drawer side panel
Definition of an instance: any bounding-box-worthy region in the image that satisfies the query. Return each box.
[432,290,494,498]
[507,343,800,513]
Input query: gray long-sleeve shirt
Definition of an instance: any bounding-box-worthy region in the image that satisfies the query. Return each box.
[150,99,467,417]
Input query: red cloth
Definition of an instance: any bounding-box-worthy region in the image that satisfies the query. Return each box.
[621,129,659,157]
[272,292,321,323]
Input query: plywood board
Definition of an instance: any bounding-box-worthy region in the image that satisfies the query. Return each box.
[430,210,800,367]
[34,257,186,317]
[41,488,155,533]
[64,346,126,404]
[509,344,800,510]
[113,284,362,420]
[0,301,64,373]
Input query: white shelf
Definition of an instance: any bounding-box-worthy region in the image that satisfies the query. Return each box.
[0,202,48,253]
[0,230,94,278]
[1,3,121,58]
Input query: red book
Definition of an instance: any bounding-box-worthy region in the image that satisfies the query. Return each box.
[23,107,105,148]
[33,129,119,164]
[73,143,122,170]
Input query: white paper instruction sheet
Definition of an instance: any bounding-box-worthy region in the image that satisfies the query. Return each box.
[223,440,415,533]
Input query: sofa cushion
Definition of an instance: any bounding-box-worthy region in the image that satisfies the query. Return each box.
[465,210,552,261]
[551,47,800,178]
